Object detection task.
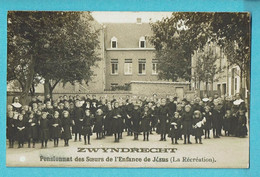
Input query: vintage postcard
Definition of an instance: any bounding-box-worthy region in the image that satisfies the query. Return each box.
[6,11,250,168]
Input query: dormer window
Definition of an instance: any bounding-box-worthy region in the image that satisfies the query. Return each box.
[111,36,117,48]
[139,36,146,48]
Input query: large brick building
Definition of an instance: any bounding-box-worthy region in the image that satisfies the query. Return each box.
[51,18,191,98]
[103,19,159,90]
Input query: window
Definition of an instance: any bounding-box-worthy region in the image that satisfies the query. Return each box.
[138,59,146,75]
[196,82,199,89]
[111,83,118,90]
[139,36,146,48]
[111,36,117,48]
[152,59,158,75]
[124,59,132,75]
[217,84,221,94]
[235,78,238,93]
[222,83,227,96]
[111,59,118,75]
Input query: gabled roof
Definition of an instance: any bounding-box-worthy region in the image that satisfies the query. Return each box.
[103,23,154,49]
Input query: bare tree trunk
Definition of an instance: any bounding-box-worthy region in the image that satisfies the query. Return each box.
[49,79,61,99]
[29,83,35,96]
[20,55,35,105]
[44,77,50,99]
[206,81,209,97]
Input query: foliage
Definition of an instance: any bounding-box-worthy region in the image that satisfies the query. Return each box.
[193,46,221,93]
[149,12,250,88]
[212,13,250,91]
[7,11,100,102]
[149,12,213,81]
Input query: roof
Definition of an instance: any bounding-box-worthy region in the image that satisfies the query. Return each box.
[103,23,154,49]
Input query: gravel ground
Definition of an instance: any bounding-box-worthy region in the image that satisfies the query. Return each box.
[6,131,249,168]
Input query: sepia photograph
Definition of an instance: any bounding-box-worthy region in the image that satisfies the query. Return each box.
[6,11,250,168]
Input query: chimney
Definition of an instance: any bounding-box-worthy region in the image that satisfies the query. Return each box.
[136,18,142,24]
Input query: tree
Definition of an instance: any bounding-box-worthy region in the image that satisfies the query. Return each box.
[150,12,250,106]
[8,12,42,104]
[7,11,101,103]
[149,12,213,82]
[34,12,100,98]
[193,46,222,96]
[212,13,250,100]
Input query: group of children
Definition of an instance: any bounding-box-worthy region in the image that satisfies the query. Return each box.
[7,93,248,148]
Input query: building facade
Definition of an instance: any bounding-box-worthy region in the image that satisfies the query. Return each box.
[103,20,160,90]
[191,42,248,98]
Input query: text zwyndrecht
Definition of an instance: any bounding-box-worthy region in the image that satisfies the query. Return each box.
[77,148,177,153]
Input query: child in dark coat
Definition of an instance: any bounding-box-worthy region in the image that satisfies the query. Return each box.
[152,102,160,132]
[52,111,62,147]
[130,104,141,140]
[61,111,72,146]
[39,112,50,148]
[82,109,93,145]
[7,111,15,148]
[157,99,170,141]
[72,100,84,142]
[192,111,205,144]
[236,109,248,137]
[140,106,151,141]
[203,106,212,139]
[181,105,193,144]
[212,103,222,138]
[16,114,26,148]
[93,109,104,139]
[104,104,113,136]
[111,101,123,142]
[223,110,232,136]
[125,102,134,136]
[26,112,38,148]
[168,112,182,144]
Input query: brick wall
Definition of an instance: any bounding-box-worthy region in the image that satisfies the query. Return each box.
[130,81,191,98]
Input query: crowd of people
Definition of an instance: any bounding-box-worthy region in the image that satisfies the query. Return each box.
[6,93,248,149]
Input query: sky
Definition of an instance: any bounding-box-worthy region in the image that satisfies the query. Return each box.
[91,11,172,23]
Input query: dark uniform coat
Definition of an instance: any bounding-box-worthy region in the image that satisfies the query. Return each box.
[7,117,16,140]
[130,108,141,133]
[139,112,151,132]
[181,111,193,135]
[51,118,62,139]
[26,117,38,140]
[192,117,204,137]
[93,115,103,133]
[104,110,113,134]
[81,115,93,136]
[167,102,176,117]
[212,107,222,130]
[168,117,182,138]
[223,115,231,132]
[237,115,247,136]
[152,106,160,128]
[72,107,84,134]
[111,108,124,134]
[39,118,50,141]
[15,119,26,141]
[156,105,169,134]
[202,112,212,130]
[125,104,134,130]
[61,116,72,139]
